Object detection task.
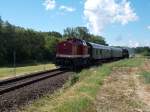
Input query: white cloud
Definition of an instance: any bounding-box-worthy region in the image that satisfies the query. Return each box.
[59,5,76,12]
[129,40,139,47]
[84,0,138,34]
[43,0,56,10]
[147,26,150,30]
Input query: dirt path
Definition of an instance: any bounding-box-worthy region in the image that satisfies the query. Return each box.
[93,60,150,112]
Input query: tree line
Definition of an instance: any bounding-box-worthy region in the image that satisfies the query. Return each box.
[0,17,107,65]
[134,47,150,56]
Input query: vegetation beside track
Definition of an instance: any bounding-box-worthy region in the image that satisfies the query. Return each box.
[0,63,56,79]
[20,58,144,112]
[140,71,150,84]
[108,57,144,67]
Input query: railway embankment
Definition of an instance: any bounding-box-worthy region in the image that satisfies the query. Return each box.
[19,57,150,112]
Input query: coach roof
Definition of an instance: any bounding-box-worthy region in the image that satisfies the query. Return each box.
[88,42,111,50]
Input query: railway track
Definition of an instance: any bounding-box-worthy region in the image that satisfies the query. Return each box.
[0,68,67,95]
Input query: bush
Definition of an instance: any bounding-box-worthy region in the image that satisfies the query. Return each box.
[142,51,150,56]
[70,75,79,86]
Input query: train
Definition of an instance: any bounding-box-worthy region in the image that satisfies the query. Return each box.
[56,38,134,68]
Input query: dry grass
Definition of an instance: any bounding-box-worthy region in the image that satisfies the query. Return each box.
[0,63,56,79]
[86,59,150,112]
[94,68,145,112]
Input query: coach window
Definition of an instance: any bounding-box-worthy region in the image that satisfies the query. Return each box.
[97,50,99,55]
[94,49,96,55]
[99,50,101,55]
[99,50,102,54]
[96,49,98,55]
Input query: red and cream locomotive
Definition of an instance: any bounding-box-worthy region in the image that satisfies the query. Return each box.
[56,38,133,67]
[56,38,90,67]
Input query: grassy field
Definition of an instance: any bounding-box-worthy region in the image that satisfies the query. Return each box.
[0,63,56,79]
[20,58,145,112]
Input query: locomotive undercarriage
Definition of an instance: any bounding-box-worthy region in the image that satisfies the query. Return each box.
[56,57,90,69]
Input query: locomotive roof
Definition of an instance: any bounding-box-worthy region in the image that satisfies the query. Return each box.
[66,38,87,44]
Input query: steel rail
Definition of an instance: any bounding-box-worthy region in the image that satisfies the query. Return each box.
[0,68,67,95]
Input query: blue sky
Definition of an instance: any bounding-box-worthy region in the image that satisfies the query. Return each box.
[0,0,150,47]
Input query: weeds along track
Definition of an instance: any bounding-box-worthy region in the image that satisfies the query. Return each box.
[0,68,67,95]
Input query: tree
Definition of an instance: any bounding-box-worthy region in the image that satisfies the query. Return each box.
[63,26,107,45]
[135,47,150,56]
[1,21,17,64]
[63,27,91,41]
[0,16,2,31]
[74,27,91,40]
[0,17,5,64]
[44,36,60,60]
[48,31,62,38]
[63,27,76,38]
[89,35,107,45]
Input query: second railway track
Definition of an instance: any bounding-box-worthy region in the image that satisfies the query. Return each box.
[0,68,67,95]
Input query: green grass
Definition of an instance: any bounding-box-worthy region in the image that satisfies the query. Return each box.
[20,58,144,112]
[0,63,56,79]
[140,72,150,84]
[109,58,144,67]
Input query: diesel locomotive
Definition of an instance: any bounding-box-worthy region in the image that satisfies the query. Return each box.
[56,38,133,67]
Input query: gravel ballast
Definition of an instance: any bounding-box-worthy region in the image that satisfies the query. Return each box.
[0,72,72,112]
